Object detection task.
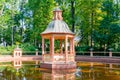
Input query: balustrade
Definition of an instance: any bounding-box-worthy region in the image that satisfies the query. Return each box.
[43,53,74,63]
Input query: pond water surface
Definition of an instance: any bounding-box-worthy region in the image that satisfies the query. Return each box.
[0,61,120,80]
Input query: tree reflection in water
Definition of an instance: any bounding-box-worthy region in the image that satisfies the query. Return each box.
[0,61,120,80]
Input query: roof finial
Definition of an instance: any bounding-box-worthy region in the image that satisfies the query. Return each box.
[53,3,63,20]
[54,3,61,11]
[56,3,59,7]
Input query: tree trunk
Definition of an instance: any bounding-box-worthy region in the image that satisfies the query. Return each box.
[71,0,75,32]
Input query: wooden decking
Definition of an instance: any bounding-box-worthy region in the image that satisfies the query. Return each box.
[0,55,120,63]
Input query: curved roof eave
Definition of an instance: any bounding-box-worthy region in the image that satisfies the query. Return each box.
[41,32,74,35]
[41,20,74,35]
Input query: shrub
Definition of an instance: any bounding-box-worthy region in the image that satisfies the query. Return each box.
[0,45,16,55]
[0,43,36,55]
[19,43,36,51]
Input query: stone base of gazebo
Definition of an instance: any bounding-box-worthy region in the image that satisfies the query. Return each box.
[40,62,76,69]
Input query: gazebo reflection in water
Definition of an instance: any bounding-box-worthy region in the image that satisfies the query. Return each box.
[41,69,75,80]
[12,60,76,80]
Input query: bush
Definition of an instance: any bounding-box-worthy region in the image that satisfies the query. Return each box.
[19,43,37,55]
[0,45,16,55]
[75,46,89,51]
[0,43,36,55]
[19,43,36,51]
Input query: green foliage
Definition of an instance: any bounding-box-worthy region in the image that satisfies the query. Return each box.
[0,43,36,55]
[19,43,36,51]
[0,0,22,45]
[0,0,120,52]
[28,0,55,46]
[0,45,16,55]
[93,0,120,50]
[75,46,89,51]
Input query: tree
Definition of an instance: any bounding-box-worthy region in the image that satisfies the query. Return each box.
[55,0,75,32]
[76,0,104,48]
[28,0,55,47]
[0,0,24,45]
[94,0,120,50]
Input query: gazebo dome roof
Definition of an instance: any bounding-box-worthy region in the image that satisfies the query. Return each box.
[41,7,74,35]
[41,20,74,34]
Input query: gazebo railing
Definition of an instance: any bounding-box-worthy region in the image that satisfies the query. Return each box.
[43,53,75,63]
[44,54,51,62]
[54,54,65,62]
[68,54,74,61]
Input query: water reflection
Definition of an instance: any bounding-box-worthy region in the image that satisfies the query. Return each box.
[77,62,120,80]
[41,69,75,80]
[12,60,22,72]
[0,61,120,80]
[75,67,82,77]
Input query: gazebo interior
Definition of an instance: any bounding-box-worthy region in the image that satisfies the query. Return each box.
[41,33,75,64]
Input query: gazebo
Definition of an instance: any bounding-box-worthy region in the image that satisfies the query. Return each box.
[40,7,76,69]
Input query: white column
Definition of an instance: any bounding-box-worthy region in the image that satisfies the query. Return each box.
[51,35,54,62]
[90,51,93,57]
[72,37,75,61]
[65,36,68,63]
[72,37,75,55]
[42,37,45,62]
[109,51,112,57]
[70,38,72,54]
[36,49,38,56]
[50,38,52,54]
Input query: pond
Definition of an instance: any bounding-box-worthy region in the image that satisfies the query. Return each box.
[0,61,120,80]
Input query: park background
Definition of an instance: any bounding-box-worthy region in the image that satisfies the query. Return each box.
[0,0,120,55]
